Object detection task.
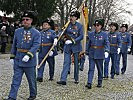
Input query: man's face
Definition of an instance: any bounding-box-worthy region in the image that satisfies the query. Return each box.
[22,17,33,27]
[42,22,50,30]
[121,27,126,32]
[110,25,116,32]
[70,16,77,22]
[94,24,102,32]
[54,26,59,32]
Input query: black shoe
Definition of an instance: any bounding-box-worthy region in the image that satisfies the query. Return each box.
[37,77,43,82]
[57,81,66,85]
[79,68,83,71]
[85,83,92,89]
[4,97,16,100]
[27,96,36,100]
[97,84,102,88]
[115,73,119,75]
[49,78,53,81]
[74,81,79,84]
[68,71,70,74]
[103,76,108,79]
[121,71,125,74]
[111,75,114,79]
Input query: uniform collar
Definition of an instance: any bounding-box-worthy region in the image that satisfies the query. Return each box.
[24,26,32,30]
[95,30,101,34]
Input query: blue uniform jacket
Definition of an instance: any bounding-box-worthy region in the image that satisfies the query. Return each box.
[38,29,58,58]
[87,31,110,59]
[119,32,132,53]
[64,22,83,53]
[11,27,41,67]
[108,32,122,54]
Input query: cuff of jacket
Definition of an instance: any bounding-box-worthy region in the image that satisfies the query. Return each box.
[71,38,76,44]
[105,49,110,53]
[27,52,34,58]
[10,54,15,59]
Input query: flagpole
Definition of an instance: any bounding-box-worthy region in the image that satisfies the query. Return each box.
[37,0,87,69]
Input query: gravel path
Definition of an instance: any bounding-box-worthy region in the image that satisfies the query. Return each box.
[0,53,133,100]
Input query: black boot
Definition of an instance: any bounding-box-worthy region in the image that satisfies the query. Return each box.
[85,83,92,89]
[97,80,102,88]
[27,96,36,100]
[57,81,66,85]
[37,77,43,82]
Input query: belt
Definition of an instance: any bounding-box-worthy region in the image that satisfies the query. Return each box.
[91,46,104,49]
[17,49,29,53]
[40,43,52,46]
[110,44,117,46]
[122,42,128,44]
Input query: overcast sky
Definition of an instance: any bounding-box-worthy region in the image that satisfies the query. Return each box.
[0,1,133,25]
[124,0,133,25]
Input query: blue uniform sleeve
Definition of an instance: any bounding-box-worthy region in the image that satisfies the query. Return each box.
[104,33,110,52]
[74,25,83,43]
[117,33,122,48]
[127,33,132,48]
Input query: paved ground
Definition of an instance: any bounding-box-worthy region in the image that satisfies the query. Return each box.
[0,53,133,100]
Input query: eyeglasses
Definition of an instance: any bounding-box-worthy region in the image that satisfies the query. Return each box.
[95,24,100,27]
[22,18,31,21]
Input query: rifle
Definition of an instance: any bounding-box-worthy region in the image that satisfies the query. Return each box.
[37,21,70,68]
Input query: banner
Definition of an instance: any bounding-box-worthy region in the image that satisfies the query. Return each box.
[78,4,88,53]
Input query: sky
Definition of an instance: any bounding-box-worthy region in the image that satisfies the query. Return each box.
[124,0,133,25]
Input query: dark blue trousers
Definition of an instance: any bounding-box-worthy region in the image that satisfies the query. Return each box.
[37,57,55,79]
[87,58,103,84]
[9,64,37,99]
[60,52,79,82]
[116,52,127,73]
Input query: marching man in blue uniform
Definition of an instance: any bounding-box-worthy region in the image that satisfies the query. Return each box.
[5,11,41,100]
[104,22,122,79]
[116,24,132,74]
[37,18,58,82]
[57,11,83,85]
[85,19,110,89]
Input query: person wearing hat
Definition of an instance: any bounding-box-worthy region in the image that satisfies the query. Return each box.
[116,24,132,74]
[5,11,41,100]
[0,26,8,54]
[103,22,122,79]
[37,18,58,82]
[85,19,110,89]
[57,11,83,85]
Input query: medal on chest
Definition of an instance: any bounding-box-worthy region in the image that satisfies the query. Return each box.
[23,31,32,43]
[47,32,51,39]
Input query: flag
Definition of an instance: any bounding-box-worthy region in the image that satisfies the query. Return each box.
[78,3,88,53]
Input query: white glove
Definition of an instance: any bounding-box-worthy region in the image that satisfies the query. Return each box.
[104,52,109,58]
[128,48,131,52]
[117,48,121,54]
[53,38,58,46]
[22,55,30,62]
[65,40,72,45]
[49,51,53,56]
[10,59,14,65]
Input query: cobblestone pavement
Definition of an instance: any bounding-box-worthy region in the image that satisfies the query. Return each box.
[0,53,133,100]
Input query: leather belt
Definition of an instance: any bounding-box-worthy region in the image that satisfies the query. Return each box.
[40,43,52,46]
[17,48,29,53]
[110,44,117,46]
[91,46,104,49]
[122,42,128,44]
